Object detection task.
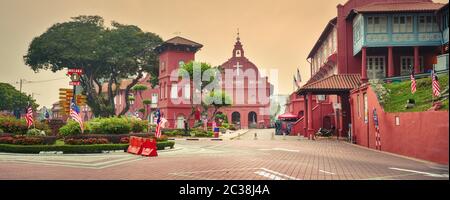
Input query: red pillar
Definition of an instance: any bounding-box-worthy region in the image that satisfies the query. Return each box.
[361,47,368,82]
[388,46,394,77]
[414,46,420,74]
[303,95,308,137]
[307,93,314,140]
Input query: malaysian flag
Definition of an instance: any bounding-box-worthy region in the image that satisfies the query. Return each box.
[432,70,441,97]
[410,71,417,94]
[70,98,84,133]
[25,104,33,129]
[154,109,162,138]
[297,68,302,84]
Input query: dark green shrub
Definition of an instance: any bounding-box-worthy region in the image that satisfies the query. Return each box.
[0,128,3,134]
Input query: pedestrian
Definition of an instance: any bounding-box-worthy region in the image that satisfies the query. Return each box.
[184,120,189,136]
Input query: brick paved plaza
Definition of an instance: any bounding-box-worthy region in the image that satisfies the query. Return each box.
[0,129,448,180]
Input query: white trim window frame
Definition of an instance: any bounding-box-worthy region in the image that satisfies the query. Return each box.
[367,16,388,33]
[400,56,424,75]
[392,15,413,33]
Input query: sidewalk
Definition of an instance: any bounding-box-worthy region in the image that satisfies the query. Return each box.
[167,129,249,141]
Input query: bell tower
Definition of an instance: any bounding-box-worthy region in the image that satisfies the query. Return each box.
[233,29,245,58]
[154,36,203,127]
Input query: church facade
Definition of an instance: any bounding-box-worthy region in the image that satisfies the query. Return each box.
[112,35,272,129]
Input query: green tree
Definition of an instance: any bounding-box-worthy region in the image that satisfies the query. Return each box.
[0,83,38,112]
[131,84,148,100]
[24,15,163,117]
[142,99,152,119]
[179,61,220,124]
[203,90,232,122]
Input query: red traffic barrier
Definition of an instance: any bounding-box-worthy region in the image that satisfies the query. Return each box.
[141,138,158,157]
[127,136,144,155]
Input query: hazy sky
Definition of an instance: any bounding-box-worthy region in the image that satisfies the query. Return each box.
[0,0,447,108]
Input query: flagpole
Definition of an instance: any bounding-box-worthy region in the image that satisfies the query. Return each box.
[431,66,434,107]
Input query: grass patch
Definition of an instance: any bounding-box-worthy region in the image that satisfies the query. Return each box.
[381,74,449,112]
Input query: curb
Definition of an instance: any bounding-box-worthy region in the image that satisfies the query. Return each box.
[168,138,223,141]
[343,141,445,166]
[229,130,250,140]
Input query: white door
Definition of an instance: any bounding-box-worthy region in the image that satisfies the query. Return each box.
[176,115,185,129]
[367,56,386,80]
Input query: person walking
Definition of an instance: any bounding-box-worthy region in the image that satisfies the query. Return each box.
[183,120,189,136]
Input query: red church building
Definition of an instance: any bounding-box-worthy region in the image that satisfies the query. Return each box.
[108,35,272,129]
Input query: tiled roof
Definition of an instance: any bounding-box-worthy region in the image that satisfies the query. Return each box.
[164,36,203,48]
[297,74,362,95]
[353,1,445,13]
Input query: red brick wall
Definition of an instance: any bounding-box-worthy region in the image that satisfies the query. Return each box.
[350,85,449,164]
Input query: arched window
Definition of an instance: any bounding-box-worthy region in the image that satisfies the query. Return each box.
[248,111,257,128]
[232,112,241,125]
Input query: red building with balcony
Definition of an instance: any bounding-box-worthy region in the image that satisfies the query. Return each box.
[289,0,448,164]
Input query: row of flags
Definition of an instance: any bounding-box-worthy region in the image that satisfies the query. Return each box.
[410,70,440,97]
[22,98,84,132]
[23,99,165,139]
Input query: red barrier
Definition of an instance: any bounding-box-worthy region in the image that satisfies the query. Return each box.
[127,136,144,155]
[127,136,158,157]
[141,138,158,157]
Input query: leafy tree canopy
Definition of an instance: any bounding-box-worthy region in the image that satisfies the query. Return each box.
[0,83,38,112]
[24,15,163,117]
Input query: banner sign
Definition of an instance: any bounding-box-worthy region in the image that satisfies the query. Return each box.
[68,68,83,86]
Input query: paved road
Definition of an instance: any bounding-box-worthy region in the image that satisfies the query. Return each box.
[0,129,448,180]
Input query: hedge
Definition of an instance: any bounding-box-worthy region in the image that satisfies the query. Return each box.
[0,134,57,145]
[59,117,149,136]
[0,141,175,154]
[0,116,51,135]
[64,133,162,144]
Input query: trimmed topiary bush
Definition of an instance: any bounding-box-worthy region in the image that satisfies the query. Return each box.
[90,117,131,135]
[0,117,51,135]
[130,119,147,133]
[59,120,91,136]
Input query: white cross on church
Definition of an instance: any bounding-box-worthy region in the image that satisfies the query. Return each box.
[234,62,243,76]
